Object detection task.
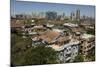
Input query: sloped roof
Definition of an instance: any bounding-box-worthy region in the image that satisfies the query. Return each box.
[11,20,25,28]
[38,30,60,43]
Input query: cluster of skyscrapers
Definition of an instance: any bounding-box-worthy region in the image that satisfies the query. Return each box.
[70,9,80,21]
[13,9,81,21]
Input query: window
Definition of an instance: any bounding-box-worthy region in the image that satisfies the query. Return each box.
[73,47,76,49]
[69,48,71,51]
[84,47,87,49]
[66,49,68,52]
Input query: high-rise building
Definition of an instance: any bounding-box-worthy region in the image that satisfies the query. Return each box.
[62,12,65,18]
[70,12,75,21]
[60,12,66,20]
[76,9,80,21]
[46,11,57,20]
[82,15,86,20]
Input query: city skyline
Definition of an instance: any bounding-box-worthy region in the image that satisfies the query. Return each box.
[11,0,95,18]
[11,1,95,65]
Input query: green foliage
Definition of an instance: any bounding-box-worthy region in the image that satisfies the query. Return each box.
[86,29,95,35]
[11,33,32,48]
[11,33,23,47]
[11,33,32,65]
[11,46,58,66]
[23,46,58,65]
[11,33,58,66]
[86,47,95,61]
[74,54,84,62]
[15,28,23,36]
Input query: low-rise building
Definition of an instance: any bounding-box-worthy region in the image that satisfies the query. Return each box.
[48,39,80,63]
[80,34,95,56]
[63,23,78,28]
[31,29,80,63]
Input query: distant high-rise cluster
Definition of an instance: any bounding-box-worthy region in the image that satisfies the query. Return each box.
[70,9,80,21]
[12,9,94,22]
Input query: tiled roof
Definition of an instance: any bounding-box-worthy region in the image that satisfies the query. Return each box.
[38,31,60,43]
[11,20,25,28]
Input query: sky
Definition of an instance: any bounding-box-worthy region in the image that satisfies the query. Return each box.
[11,0,95,18]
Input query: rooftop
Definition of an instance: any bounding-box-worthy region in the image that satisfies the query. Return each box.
[63,23,78,27]
[38,30,60,43]
[81,34,94,39]
[11,20,25,28]
[47,40,80,51]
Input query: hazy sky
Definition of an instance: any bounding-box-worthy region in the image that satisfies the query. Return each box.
[11,0,95,18]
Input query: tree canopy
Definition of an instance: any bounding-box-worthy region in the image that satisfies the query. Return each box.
[11,33,58,66]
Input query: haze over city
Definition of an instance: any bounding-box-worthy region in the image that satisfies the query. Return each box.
[11,0,95,18]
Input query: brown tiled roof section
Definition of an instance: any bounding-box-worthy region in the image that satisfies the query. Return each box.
[38,31,60,43]
[57,36,68,42]
[11,20,25,28]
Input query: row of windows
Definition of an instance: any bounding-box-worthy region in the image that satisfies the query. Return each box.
[84,43,94,50]
[64,46,78,52]
[60,47,78,56]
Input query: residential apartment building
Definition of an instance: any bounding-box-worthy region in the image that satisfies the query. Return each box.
[31,29,80,63]
[57,40,79,63]
[80,34,95,56]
